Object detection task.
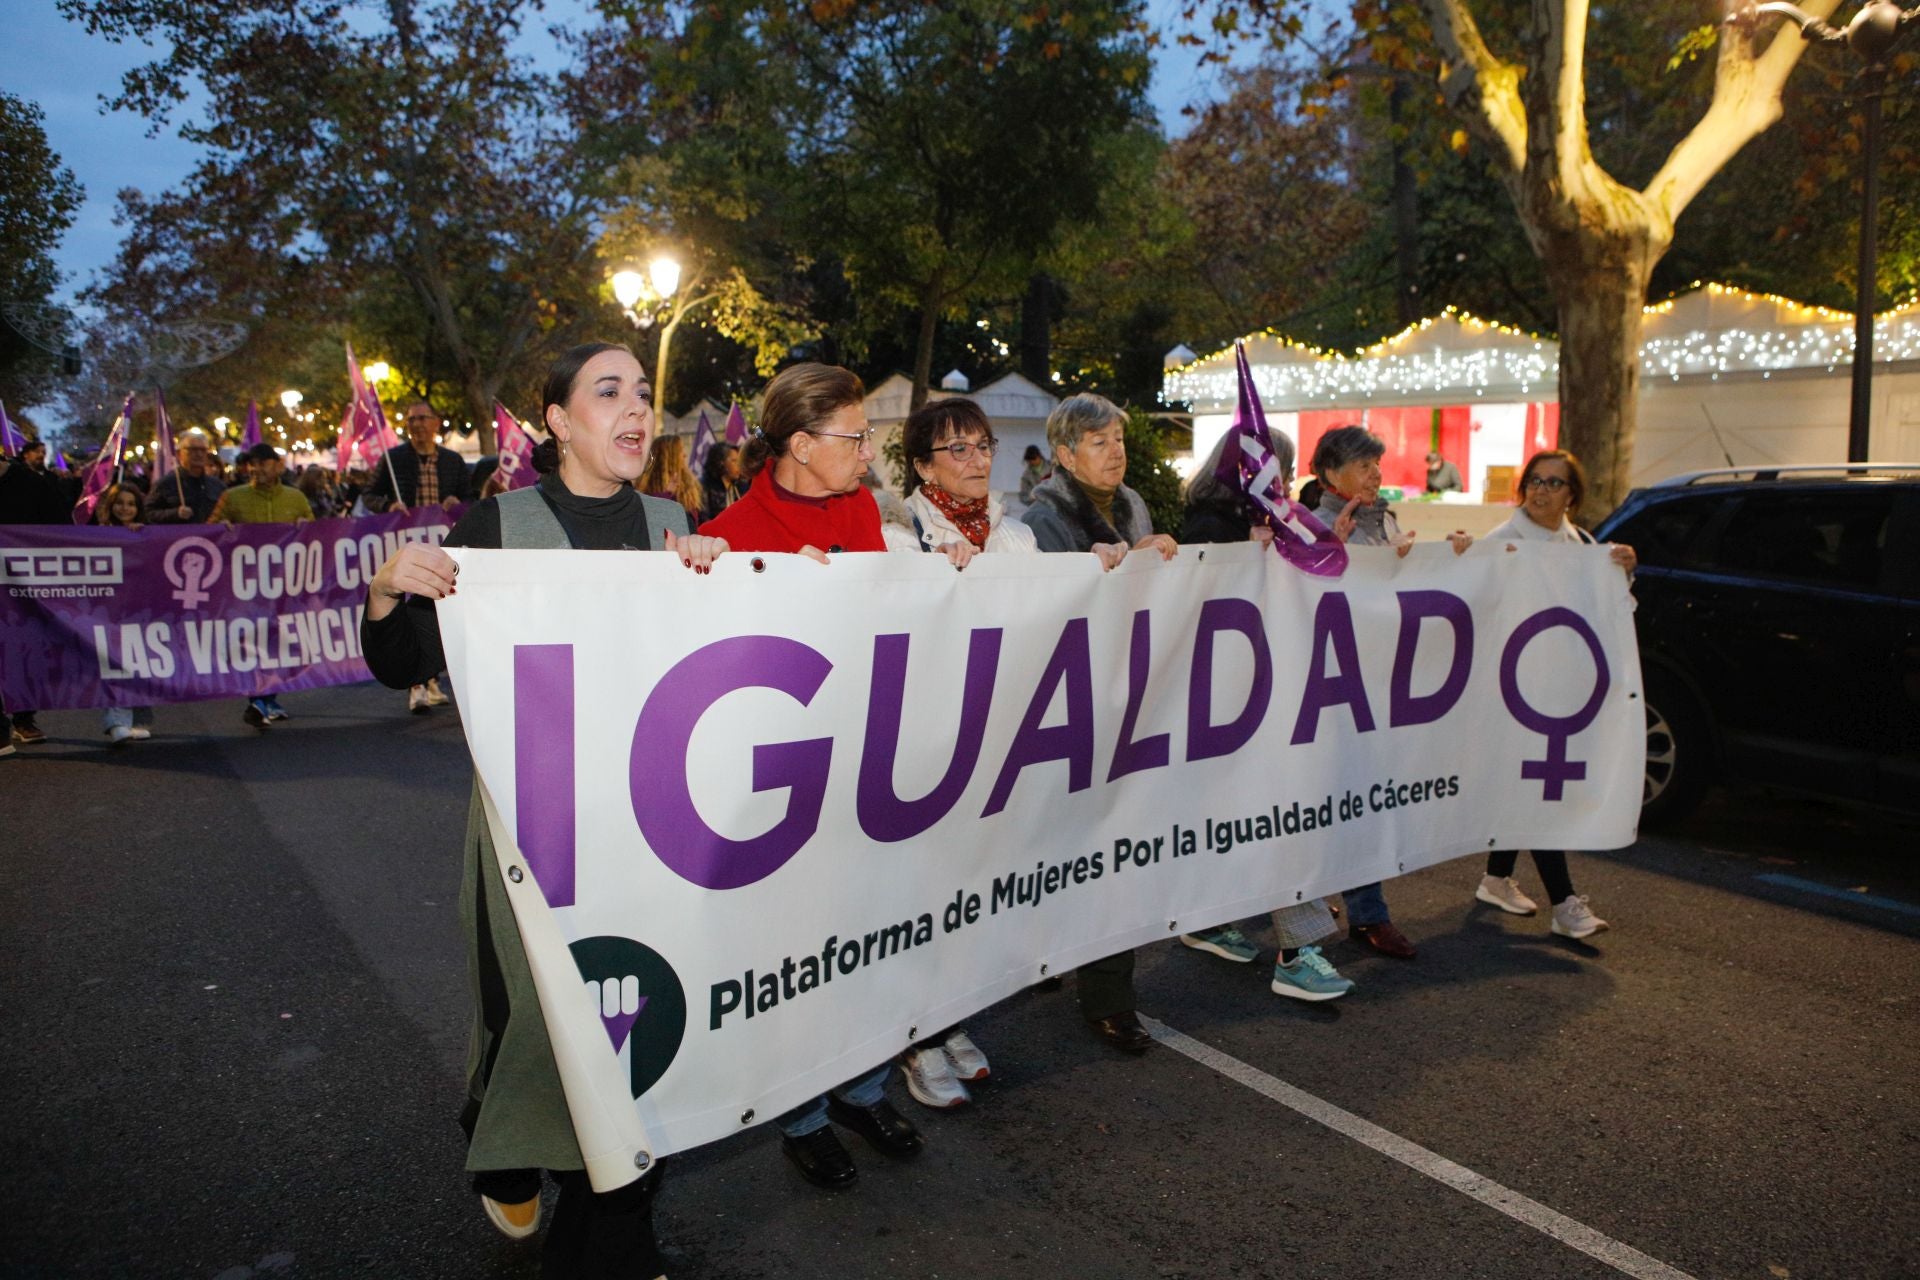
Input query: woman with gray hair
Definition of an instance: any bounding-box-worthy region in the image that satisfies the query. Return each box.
[1308,426,1430,960]
[1021,393,1177,563]
[1176,423,1357,998]
[1020,393,1176,1052]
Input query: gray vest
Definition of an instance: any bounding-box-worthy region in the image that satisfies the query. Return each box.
[494,484,691,549]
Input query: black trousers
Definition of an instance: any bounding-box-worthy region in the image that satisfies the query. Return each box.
[1487,849,1575,906]
[1077,950,1136,1021]
[472,1166,664,1280]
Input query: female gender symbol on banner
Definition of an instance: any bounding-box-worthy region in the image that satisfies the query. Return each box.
[1498,606,1611,801]
[163,536,223,609]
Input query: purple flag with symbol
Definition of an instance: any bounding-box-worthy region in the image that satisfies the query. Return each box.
[492,402,537,491]
[1216,341,1347,577]
[73,396,133,525]
[241,400,263,450]
[689,409,716,476]
[724,402,748,447]
[0,400,25,455]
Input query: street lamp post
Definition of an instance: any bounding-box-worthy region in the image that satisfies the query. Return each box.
[1742,1,1919,461]
[610,257,687,415]
[648,256,684,417]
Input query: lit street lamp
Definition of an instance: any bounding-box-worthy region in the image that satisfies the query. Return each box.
[611,271,649,323]
[280,388,304,414]
[609,256,689,415]
[365,361,391,384]
[1736,1,1919,461]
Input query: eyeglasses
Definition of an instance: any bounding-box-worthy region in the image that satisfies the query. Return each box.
[810,426,876,446]
[1523,475,1570,492]
[931,439,996,462]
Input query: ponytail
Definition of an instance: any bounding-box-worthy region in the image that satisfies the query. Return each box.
[742,363,866,480]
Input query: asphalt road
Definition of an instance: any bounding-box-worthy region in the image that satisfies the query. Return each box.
[4,685,1916,1280]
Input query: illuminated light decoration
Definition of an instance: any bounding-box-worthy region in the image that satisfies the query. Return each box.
[1165,283,1920,413]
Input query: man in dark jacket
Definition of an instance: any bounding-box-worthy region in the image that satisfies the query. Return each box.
[0,440,71,743]
[144,430,226,523]
[368,402,472,513]
[0,440,71,525]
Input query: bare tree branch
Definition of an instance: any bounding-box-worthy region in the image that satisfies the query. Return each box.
[1641,0,1842,218]
[1417,0,1527,174]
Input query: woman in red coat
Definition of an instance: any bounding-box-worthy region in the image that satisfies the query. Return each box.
[700,363,970,568]
[699,363,965,1194]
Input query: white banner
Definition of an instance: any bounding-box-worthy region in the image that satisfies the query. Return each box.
[437,540,1642,1169]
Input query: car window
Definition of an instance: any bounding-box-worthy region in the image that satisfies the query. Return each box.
[1712,488,1893,590]
[1610,495,1722,568]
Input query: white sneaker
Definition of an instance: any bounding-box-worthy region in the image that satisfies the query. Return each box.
[902,1045,970,1108]
[0,741,14,758]
[107,725,151,744]
[424,677,450,707]
[1551,895,1609,939]
[408,684,429,714]
[942,1029,990,1082]
[1476,875,1539,915]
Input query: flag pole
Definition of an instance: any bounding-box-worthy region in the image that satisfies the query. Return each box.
[380,411,404,506]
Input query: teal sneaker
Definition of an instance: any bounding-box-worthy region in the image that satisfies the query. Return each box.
[1270,947,1354,1001]
[1180,925,1259,963]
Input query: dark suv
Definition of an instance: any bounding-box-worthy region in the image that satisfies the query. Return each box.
[1593,465,1920,826]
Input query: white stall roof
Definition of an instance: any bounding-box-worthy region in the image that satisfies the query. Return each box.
[1165,283,1920,414]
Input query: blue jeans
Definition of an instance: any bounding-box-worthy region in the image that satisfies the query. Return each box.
[1343,881,1391,926]
[775,1064,891,1138]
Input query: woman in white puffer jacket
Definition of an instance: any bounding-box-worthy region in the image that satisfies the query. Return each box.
[882,401,1041,556]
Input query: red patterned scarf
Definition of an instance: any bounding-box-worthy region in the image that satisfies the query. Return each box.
[919,484,992,549]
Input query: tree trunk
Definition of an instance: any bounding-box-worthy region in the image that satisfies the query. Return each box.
[1539,222,1663,517]
[466,376,498,454]
[909,271,944,411]
[1020,273,1054,386]
[1388,76,1422,327]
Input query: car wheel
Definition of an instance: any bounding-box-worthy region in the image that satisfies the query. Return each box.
[1641,674,1710,828]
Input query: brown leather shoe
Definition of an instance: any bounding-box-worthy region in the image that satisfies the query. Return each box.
[1088,1011,1154,1054]
[1350,921,1417,959]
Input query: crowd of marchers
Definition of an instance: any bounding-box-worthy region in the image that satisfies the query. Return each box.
[344,340,1638,1280]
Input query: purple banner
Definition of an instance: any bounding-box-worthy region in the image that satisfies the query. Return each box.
[0,508,455,708]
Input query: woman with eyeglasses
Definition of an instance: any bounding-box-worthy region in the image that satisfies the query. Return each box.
[884,398,1035,556]
[869,398,1033,1110]
[700,362,971,569]
[1466,449,1634,939]
[697,363,963,1196]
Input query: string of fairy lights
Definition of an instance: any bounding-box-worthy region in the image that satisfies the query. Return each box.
[1164,282,1920,410]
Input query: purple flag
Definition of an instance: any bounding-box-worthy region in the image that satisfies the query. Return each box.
[241,399,263,449]
[1216,342,1347,577]
[73,396,133,525]
[48,445,69,474]
[689,409,716,476]
[344,344,401,466]
[151,387,181,497]
[0,400,25,455]
[492,402,537,491]
[724,402,748,447]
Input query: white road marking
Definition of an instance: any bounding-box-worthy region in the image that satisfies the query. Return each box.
[1142,1016,1698,1280]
